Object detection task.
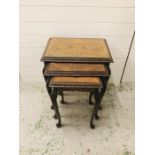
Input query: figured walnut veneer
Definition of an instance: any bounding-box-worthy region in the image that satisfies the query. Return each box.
[41,37,113,62]
[49,77,102,87]
[44,63,109,76]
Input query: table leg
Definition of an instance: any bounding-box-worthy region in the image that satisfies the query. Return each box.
[98,74,110,111]
[90,90,100,129]
[42,64,55,110]
[60,91,65,104]
[44,78,55,110]
[94,87,106,120]
[89,92,94,105]
[51,89,62,128]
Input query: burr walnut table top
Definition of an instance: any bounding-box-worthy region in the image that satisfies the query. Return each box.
[44,63,109,76]
[49,77,102,87]
[41,37,113,63]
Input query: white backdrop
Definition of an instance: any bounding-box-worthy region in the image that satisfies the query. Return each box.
[19,0,135,84]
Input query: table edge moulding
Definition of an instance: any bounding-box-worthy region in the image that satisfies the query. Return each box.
[41,37,114,63]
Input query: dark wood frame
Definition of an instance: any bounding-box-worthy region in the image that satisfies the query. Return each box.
[49,84,107,129]
[41,37,113,129]
[42,60,111,128]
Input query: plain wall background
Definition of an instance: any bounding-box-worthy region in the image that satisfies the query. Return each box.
[19,0,135,84]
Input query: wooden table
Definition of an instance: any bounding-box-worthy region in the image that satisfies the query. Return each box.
[41,37,113,128]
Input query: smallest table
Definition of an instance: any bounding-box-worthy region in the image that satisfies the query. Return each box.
[49,76,105,129]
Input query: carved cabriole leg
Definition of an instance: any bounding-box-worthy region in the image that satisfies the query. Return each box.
[46,79,56,119]
[90,89,100,129]
[95,87,106,120]
[97,88,103,110]
[51,89,62,128]
[89,92,94,105]
[45,78,54,110]
[42,62,55,110]
[60,91,65,104]
[98,70,110,111]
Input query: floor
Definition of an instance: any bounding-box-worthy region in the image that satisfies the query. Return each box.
[19,82,135,155]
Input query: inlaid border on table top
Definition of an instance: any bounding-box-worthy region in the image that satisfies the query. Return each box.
[44,63,109,77]
[41,37,114,63]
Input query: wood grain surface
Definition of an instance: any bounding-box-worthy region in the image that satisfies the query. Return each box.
[44,63,109,76]
[50,77,102,86]
[42,37,113,62]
